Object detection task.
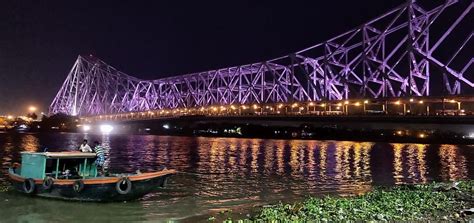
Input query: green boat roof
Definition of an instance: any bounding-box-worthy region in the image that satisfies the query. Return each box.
[21,151,97,159]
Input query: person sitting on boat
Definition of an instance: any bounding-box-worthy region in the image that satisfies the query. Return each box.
[93,141,106,175]
[78,140,92,152]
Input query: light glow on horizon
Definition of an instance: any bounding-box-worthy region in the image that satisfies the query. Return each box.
[99,124,113,134]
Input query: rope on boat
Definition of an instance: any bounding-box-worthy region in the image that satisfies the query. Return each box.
[177,171,230,176]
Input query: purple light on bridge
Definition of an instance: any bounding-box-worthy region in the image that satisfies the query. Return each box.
[50,0,473,116]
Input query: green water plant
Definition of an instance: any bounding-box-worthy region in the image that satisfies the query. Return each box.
[212,181,474,222]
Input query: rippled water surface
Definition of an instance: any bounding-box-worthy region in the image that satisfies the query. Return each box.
[0,132,473,222]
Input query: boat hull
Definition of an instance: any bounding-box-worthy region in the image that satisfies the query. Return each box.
[9,168,175,202]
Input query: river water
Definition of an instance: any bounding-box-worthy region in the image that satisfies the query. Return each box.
[0,132,473,222]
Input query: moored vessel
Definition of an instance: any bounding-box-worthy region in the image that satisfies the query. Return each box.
[8,151,176,202]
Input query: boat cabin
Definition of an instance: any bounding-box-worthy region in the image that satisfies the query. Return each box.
[20,152,99,179]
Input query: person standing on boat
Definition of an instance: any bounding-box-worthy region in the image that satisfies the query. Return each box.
[78,140,92,152]
[93,141,106,175]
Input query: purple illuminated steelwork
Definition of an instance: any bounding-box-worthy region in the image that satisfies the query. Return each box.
[50,0,473,116]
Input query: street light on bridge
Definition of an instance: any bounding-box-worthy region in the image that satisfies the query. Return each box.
[308,102,315,113]
[394,100,406,115]
[320,103,326,113]
[343,101,349,115]
[291,103,298,113]
[363,100,369,114]
[449,99,461,111]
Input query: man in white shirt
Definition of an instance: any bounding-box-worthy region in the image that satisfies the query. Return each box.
[79,140,92,152]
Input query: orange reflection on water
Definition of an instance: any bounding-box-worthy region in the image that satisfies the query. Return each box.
[275,140,285,175]
[226,138,238,168]
[318,142,327,180]
[189,138,375,194]
[289,140,302,176]
[391,143,428,184]
[392,143,404,184]
[262,140,277,173]
[333,141,373,193]
[208,138,224,174]
[20,134,39,152]
[406,144,428,184]
[353,142,372,182]
[439,144,467,181]
[250,138,260,172]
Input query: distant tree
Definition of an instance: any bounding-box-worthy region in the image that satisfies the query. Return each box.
[27,112,38,120]
[40,113,78,131]
[0,117,7,126]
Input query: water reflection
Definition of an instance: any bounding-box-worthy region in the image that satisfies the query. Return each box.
[439,144,468,181]
[391,144,429,184]
[0,133,472,222]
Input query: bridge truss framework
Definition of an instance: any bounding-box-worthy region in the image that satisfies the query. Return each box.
[50,0,473,116]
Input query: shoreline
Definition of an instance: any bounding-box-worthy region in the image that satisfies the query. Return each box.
[211,180,474,222]
[6,113,474,145]
[3,128,473,145]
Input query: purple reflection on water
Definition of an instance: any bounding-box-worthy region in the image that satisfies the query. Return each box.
[0,132,472,221]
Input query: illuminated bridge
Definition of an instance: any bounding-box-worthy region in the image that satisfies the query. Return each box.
[50,0,473,121]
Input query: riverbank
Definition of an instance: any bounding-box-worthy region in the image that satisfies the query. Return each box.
[212,181,474,222]
[6,113,474,144]
[115,115,474,144]
[186,123,474,145]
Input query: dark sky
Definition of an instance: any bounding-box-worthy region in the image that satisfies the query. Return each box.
[0,0,406,115]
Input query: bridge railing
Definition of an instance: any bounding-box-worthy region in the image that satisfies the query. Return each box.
[81,96,474,123]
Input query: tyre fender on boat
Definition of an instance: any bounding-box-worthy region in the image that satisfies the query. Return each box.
[23,178,36,194]
[73,180,84,193]
[42,176,54,190]
[116,177,132,195]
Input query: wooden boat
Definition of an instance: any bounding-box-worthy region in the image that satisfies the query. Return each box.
[8,151,176,202]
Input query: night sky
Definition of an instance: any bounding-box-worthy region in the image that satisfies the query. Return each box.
[1,0,416,115]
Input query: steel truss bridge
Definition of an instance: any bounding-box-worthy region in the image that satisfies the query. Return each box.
[50,0,473,117]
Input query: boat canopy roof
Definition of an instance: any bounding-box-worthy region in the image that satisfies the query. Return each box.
[20,151,97,159]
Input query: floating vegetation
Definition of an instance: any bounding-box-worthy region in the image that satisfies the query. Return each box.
[213,181,474,222]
